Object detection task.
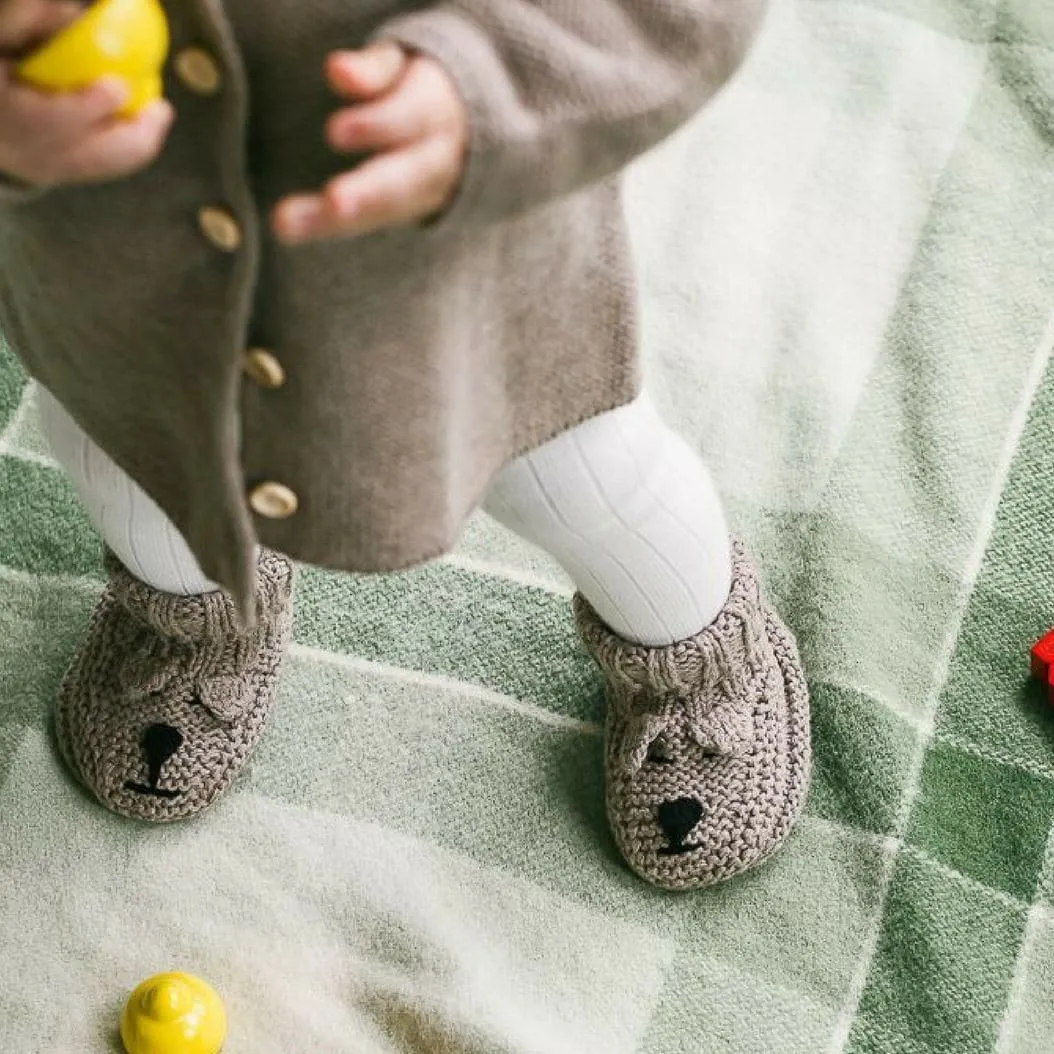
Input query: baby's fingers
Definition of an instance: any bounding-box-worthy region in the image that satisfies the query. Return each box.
[325,137,456,231]
[0,68,129,132]
[274,138,455,243]
[326,43,408,101]
[59,99,174,183]
[0,64,173,187]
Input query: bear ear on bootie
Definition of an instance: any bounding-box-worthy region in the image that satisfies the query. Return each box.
[617,696,755,778]
[196,675,254,723]
[119,656,260,720]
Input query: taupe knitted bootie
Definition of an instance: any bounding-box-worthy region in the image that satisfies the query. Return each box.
[575,541,810,890]
[55,550,294,822]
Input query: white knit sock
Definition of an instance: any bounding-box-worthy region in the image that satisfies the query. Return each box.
[37,385,732,638]
[37,387,218,596]
[484,395,733,647]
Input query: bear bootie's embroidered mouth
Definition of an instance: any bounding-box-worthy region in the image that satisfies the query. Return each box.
[123,721,184,800]
[54,550,294,823]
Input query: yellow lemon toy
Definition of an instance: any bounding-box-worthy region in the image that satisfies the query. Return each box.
[17,0,170,118]
[120,972,227,1054]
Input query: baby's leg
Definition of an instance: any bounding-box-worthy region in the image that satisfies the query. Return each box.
[485,396,810,892]
[484,394,733,646]
[36,386,293,824]
[36,386,217,595]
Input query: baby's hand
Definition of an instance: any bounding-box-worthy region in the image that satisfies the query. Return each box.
[0,0,173,188]
[273,42,468,243]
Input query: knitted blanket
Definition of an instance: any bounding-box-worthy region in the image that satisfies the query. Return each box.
[2,1,1053,1050]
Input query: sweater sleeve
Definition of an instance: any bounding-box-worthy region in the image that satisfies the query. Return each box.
[372,0,769,228]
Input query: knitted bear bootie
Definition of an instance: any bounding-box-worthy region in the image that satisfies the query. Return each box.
[575,541,811,890]
[54,549,294,822]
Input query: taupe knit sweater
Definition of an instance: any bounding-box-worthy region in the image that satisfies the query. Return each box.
[0,0,768,611]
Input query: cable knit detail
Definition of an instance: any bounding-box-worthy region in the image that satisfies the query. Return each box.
[575,552,765,773]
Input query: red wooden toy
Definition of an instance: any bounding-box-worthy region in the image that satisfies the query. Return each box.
[1029,630,1054,705]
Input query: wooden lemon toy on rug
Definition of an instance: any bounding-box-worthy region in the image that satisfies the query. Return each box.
[120,972,227,1054]
[17,0,170,117]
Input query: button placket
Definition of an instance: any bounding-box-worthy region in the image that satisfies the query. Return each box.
[173,28,287,530]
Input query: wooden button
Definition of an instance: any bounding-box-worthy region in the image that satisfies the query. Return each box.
[243,348,286,389]
[249,482,299,520]
[174,47,222,95]
[198,206,241,252]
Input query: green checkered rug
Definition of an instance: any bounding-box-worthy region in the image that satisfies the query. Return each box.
[3,1,1054,1051]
